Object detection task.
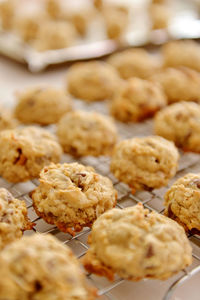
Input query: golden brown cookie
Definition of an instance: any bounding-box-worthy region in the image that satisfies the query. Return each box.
[57,110,117,157]
[110,77,166,122]
[0,106,18,131]
[0,126,62,182]
[154,101,200,152]
[83,203,192,281]
[31,163,117,235]
[164,173,200,234]
[107,48,160,79]
[149,3,170,30]
[15,87,71,125]
[0,188,33,250]
[110,136,179,190]
[0,234,96,300]
[0,0,15,30]
[67,61,120,101]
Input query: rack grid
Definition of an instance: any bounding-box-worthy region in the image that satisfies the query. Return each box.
[2,108,200,300]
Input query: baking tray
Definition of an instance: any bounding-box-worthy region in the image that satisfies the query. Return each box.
[0,0,199,72]
[1,96,200,300]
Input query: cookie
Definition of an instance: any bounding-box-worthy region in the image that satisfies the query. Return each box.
[83,203,192,281]
[0,106,18,131]
[0,234,96,300]
[154,101,200,152]
[151,67,200,103]
[0,126,62,182]
[164,173,200,233]
[162,40,200,72]
[110,136,179,190]
[93,0,103,10]
[33,20,77,51]
[46,0,62,19]
[67,61,120,101]
[110,77,166,122]
[31,163,117,235]
[102,4,129,39]
[149,3,170,30]
[0,188,33,250]
[0,0,15,30]
[15,87,71,125]
[57,110,117,157]
[107,48,160,79]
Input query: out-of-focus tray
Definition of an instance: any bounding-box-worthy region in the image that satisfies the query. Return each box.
[0,0,199,72]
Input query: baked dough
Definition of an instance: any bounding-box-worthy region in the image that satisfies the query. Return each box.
[83,203,192,281]
[107,48,160,79]
[67,61,120,101]
[0,234,96,300]
[154,101,200,152]
[31,162,117,235]
[110,77,166,122]
[0,126,62,182]
[0,106,18,131]
[110,136,179,190]
[149,3,170,30]
[0,188,33,250]
[151,67,200,103]
[57,110,117,157]
[164,173,200,233]
[15,87,71,125]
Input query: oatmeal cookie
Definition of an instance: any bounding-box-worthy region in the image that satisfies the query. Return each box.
[15,87,71,125]
[0,0,15,30]
[164,173,200,233]
[149,3,170,30]
[0,106,18,131]
[67,61,120,101]
[151,67,200,103]
[33,20,77,51]
[83,203,192,281]
[57,110,117,157]
[0,234,96,300]
[110,136,179,190]
[31,163,117,235]
[110,77,166,122]
[107,48,160,79]
[0,188,33,250]
[162,40,200,72]
[0,126,62,182]
[154,101,200,152]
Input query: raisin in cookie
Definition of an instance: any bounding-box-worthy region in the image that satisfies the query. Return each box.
[0,188,33,250]
[110,136,179,190]
[0,106,18,131]
[67,61,120,101]
[164,173,200,233]
[0,126,62,183]
[31,163,117,235]
[0,234,96,300]
[57,110,117,157]
[15,87,71,125]
[107,48,160,79]
[154,101,200,152]
[83,203,192,281]
[162,40,200,72]
[151,67,200,103]
[110,77,166,122]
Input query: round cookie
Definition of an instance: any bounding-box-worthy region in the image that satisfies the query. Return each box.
[31,162,117,235]
[83,203,192,281]
[0,126,62,183]
[110,136,179,190]
[0,106,18,131]
[164,173,200,233]
[110,77,166,122]
[57,110,117,157]
[154,101,200,152]
[151,67,200,103]
[33,20,77,51]
[67,61,120,101]
[162,40,200,72]
[0,188,33,250]
[15,87,71,125]
[0,234,96,300]
[107,48,160,79]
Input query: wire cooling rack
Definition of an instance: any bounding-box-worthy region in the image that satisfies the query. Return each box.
[2,99,200,300]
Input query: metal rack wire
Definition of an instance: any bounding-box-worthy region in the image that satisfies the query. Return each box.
[2,114,200,300]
